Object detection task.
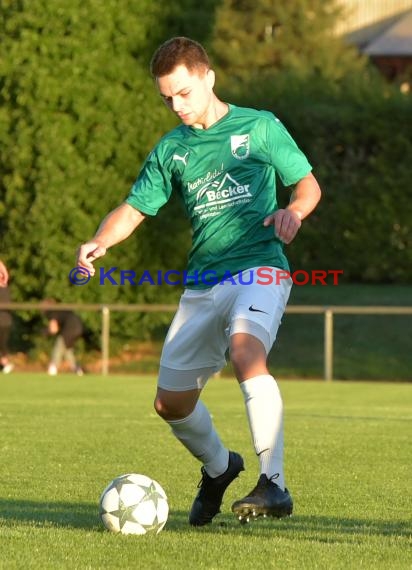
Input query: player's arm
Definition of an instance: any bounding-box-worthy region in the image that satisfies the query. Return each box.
[264,172,321,244]
[77,203,146,276]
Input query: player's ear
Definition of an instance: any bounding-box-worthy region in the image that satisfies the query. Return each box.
[206,68,215,89]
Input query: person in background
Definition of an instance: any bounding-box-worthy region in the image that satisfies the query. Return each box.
[0,260,14,374]
[44,301,85,376]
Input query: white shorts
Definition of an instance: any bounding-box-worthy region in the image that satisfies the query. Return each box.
[158,267,292,391]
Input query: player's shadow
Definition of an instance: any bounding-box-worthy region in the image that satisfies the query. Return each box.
[0,498,99,530]
[1,500,410,540]
[166,510,411,539]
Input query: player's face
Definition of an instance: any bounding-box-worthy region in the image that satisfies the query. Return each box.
[156,64,215,128]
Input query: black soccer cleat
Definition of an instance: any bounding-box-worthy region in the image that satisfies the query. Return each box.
[231,474,293,524]
[189,451,245,526]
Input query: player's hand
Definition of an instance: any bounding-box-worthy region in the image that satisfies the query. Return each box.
[263,209,302,244]
[76,241,107,276]
[0,260,9,287]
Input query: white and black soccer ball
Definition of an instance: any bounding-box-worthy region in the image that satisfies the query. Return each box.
[99,473,169,535]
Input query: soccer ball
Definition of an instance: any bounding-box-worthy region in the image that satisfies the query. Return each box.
[99,473,169,535]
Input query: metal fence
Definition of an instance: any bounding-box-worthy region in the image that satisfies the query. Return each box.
[2,302,412,380]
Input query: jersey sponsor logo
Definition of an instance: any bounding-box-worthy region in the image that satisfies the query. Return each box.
[187,163,224,193]
[194,173,252,212]
[231,134,250,160]
[173,151,189,165]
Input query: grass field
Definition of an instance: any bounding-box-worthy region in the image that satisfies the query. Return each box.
[0,374,410,569]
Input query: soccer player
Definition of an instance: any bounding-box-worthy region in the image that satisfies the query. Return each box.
[77,37,321,525]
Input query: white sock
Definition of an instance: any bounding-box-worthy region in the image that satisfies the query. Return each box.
[240,374,285,490]
[167,400,229,478]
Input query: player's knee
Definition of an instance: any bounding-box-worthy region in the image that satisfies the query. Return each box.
[230,344,255,372]
[230,338,267,379]
[153,395,188,421]
[154,396,168,418]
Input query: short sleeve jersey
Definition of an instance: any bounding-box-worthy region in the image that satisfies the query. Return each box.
[125,104,311,289]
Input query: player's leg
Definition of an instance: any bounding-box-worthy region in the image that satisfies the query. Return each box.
[48,335,65,375]
[63,333,84,375]
[226,269,293,521]
[154,289,244,525]
[155,373,229,475]
[63,347,83,375]
[230,333,292,521]
[231,333,285,487]
[155,377,244,526]
[0,326,14,373]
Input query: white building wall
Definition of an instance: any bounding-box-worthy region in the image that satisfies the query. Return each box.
[336,0,412,35]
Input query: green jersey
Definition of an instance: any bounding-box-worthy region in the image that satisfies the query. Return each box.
[125,104,311,288]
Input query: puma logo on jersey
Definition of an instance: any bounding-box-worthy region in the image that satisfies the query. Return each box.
[173,151,189,166]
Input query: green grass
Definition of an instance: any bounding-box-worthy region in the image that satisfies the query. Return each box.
[0,374,411,569]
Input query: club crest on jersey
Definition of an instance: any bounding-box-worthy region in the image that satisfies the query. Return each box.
[231,134,250,160]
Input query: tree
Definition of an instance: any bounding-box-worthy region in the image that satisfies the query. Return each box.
[0,0,190,343]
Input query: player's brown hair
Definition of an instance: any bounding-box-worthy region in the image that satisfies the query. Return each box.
[150,37,210,78]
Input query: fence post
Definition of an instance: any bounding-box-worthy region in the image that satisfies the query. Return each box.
[101,306,110,376]
[324,309,334,382]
